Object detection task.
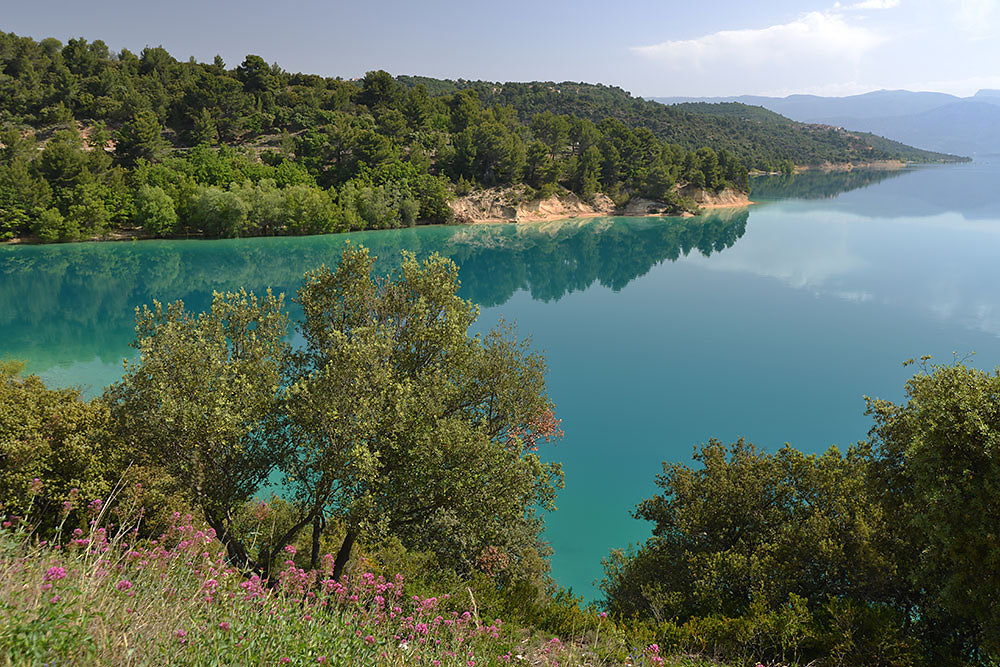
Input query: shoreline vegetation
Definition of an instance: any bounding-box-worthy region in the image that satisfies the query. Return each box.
[0,31,965,246]
[2,185,754,245]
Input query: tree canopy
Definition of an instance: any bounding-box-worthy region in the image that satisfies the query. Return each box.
[601,359,1000,665]
[103,245,564,582]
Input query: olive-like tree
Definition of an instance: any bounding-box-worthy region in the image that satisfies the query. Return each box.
[106,289,295,571]
[107,245,563,582]
[286,245,564,579]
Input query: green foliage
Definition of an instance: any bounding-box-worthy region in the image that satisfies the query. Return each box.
[104,289,292,570]
[602,440,889,622]
[0,130,51,239]
[867,360,1000,656]
[287,246,564,578]
[34,130,91,191]
[452,119,526,186]
[339,179,405,230]
[190,107,218,145]
[98,246,563,586]
[358,70,402,110]
[1,598,97,664]
[0,362,114,535]
[190,186,248,237]
[32,208,77,242]
[134,184,178,236]
[115,109,167,166]
[572,145,602,201]
[604,360,1000,666]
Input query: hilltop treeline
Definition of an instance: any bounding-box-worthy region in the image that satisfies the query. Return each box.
[0,32,752,242]
[402,80,964,170]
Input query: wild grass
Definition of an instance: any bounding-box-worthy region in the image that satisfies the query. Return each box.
[0,483,712,666]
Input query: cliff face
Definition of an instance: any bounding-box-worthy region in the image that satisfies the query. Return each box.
[678,185,754,208]
[449,185,750,224]
[449,189,615,224]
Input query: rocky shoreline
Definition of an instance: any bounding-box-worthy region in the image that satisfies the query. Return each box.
[449,185,752,224]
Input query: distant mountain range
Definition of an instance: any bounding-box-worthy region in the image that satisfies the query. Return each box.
[651,90,1000,156]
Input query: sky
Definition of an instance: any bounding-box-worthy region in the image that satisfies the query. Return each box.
[3,0,1000,98]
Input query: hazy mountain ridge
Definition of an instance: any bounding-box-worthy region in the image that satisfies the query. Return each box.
[651,90,1000,155]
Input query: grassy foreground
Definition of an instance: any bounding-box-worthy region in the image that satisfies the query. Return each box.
[0,491,724,667]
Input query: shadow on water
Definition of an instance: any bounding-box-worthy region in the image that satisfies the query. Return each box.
[750,168,910,202]
[445,209,748,306]
[751,159,1000,220]
[0,210,748,386]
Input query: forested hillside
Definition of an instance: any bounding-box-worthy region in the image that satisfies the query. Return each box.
[441,85,965,169]
[668,102,965,167]
[0,32,958,243]
[655,90,1000,156]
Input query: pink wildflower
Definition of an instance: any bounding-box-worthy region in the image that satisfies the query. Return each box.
[284,544,296,555]
[219,622,230,631]
[116,580,132,592]
[365,635,376,644]
[44,567,67,581]
[29,478,43,495]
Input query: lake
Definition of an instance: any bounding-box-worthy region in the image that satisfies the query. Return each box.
[3,158,1000,599]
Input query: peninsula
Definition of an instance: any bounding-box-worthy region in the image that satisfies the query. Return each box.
[0,31,964,244]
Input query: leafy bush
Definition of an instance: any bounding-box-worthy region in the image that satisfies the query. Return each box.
[603,360,1000,666]
[0,362,114,535]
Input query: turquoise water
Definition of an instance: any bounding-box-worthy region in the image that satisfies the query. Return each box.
[4,159,1000,599]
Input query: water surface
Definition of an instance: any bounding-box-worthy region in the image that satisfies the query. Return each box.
[4,159,1000,599]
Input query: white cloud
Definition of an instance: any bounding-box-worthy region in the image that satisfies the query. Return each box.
[632,11,885,69]
[631,11,886,92]
[842,0,901,9]
[625,0,1000,97]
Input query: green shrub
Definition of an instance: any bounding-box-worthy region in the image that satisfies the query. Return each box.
[0,362,114,535]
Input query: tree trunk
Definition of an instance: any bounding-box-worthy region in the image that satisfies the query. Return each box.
[205,511,259,574]
[262,501,326,579]
[332,528,357,581]
[310,513,325,571]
